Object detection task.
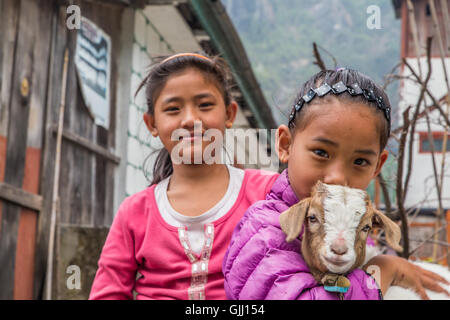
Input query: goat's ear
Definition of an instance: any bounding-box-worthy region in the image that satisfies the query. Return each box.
[370,203,403,252]
[279,198,310,242]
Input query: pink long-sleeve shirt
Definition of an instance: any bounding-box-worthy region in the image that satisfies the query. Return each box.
[89,169,279,300]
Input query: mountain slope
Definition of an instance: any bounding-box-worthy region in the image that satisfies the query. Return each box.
[222,0,401,124]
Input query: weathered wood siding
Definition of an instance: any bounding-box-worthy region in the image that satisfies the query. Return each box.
[0,0,128,299]
[0,0,53,299]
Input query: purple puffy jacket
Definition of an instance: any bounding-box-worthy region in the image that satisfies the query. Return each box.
[222,169,382,300]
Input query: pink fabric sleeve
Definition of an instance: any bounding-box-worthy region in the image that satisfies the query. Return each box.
[245,169,279,200]
[89,203,138,300]
[264,172,280,197]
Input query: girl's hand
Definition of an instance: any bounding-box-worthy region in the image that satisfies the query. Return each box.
[364,254,450,300]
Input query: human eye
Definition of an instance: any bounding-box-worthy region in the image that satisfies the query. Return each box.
[199,101,215,109]
[164,106,179,113]
[312,149,329,159]
[354,158,370,166]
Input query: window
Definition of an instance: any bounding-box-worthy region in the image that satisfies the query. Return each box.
[419,132,450,153]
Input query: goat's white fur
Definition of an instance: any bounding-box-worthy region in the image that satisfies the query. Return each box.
[321,184,450,300]
[363,244,380,266]
[384,261,450,300]
[280,182,450,300]
[321,185,367,273]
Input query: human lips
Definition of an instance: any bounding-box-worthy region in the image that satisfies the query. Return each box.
[180,132,203,141]
[181,136,201,141]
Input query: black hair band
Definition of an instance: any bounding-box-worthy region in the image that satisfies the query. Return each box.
[288,81,391,130]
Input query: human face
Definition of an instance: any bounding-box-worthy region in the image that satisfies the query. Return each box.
[277,100,388,200]
[143,68,236,164]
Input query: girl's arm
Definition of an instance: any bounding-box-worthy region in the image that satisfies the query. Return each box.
[363,254,450,299]
[89,204,138,300]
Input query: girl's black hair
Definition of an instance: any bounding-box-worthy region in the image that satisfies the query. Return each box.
[288,68,391,152]
[135,54,233,185]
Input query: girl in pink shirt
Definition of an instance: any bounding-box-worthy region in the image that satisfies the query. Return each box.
[89,53,279,300]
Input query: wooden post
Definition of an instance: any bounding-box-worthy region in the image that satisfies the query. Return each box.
[45,48,69,300]
[446,210,450,267]
[0,0,37,300]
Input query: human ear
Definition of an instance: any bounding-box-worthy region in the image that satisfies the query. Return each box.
[143,113,159,137]
[373,149,388,177]
[276,125,292,163]
[225,101,238,128]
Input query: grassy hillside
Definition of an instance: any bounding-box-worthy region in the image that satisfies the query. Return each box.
[222,0,401,125]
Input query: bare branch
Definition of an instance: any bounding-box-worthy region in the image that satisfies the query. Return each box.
[377,173,393,218]
[402,59,450,128]
[409,238,450,248]
[403,37,433,205]
[409,225,447,256]
[396,106,412,257]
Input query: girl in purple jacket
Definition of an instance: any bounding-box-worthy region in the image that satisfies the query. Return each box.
[223,68,450,300]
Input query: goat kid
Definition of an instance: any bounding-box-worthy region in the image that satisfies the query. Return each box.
[279,181,450,300]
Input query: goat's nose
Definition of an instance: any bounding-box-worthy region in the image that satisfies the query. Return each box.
[330,239,348,255]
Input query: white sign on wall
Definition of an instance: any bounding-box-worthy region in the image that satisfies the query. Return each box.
[75,17,111,129]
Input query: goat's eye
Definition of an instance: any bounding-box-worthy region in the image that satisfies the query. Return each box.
[362,225,371,232]
[308,215,318,223]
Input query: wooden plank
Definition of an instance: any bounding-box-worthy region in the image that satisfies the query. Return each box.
[94,126,107,227]
[81,0,146,8]
[14,147,40,299]
[33,3,65,299]
[14,0,54,299]
[102,3,122,227]
[51,125,120,164]
[34,0,126,298]
[56,0,93,229]
[113,6,134,221]
[0,136,6,181]
[0,182,43,212]
[0,0,37,299]
[79,0,100,227]
[100,1,123,227]
[0,0,20,137]
[74,0,123,228]
[59,23,79,226]
[0,0,3,101]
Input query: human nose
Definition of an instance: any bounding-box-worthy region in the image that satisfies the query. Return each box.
[180,106,200,129]
[322,161,349,186]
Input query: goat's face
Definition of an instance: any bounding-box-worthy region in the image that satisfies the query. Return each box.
[280,181,402,276]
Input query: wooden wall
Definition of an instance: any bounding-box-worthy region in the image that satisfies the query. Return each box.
[402,0,450,58]
[0,0,128,299]
[0,0,53,300]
